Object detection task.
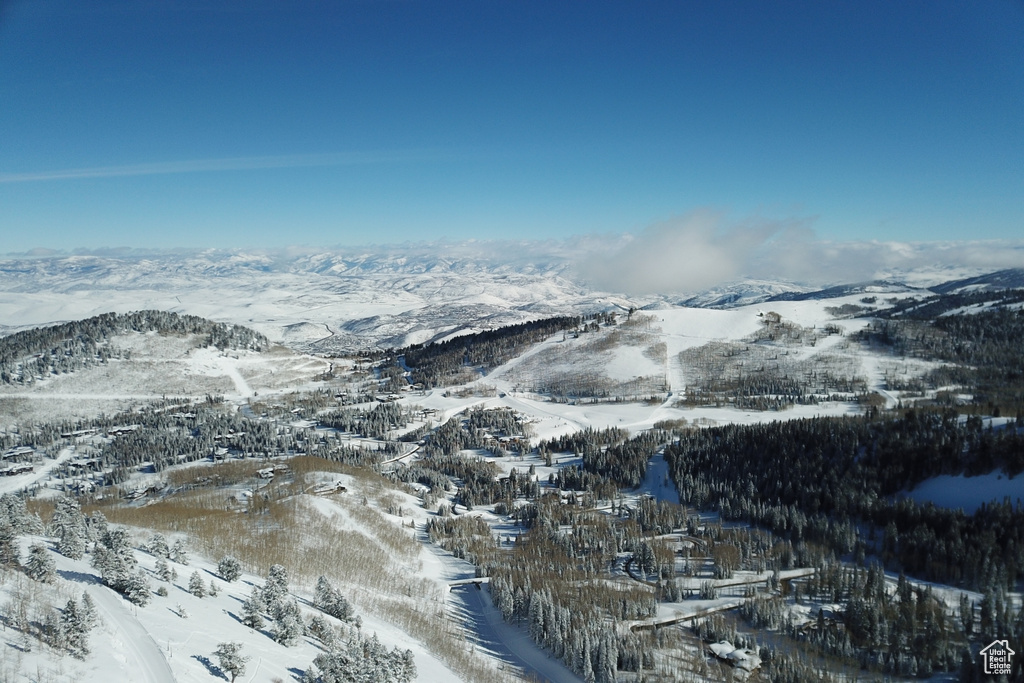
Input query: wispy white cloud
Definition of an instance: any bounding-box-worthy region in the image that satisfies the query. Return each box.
[0,149,444,183]
[576,210,1024,294]
[578,210,805,294]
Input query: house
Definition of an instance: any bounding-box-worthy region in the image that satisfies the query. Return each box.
[2,446,34,460]
[107,425,139,436]
[61,428,98,438]
[708,641,762,673]
[980,639,1015,675]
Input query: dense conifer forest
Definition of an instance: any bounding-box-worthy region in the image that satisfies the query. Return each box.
[664,412,1024,589]
[393,315,583,388]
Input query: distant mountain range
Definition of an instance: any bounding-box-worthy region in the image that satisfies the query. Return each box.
[0,248,1020,353]
[762,268,1024,303]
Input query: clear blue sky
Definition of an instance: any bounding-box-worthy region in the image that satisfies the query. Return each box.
[1,0,1022,252]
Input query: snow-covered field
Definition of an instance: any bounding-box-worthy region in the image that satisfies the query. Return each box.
[904,471,1024,513]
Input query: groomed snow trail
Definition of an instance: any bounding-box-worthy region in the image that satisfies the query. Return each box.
[220,361,253,397]
[52,549,176,683]
[424,542,583,683]
[86,584,177,683]
[453,585,586,683]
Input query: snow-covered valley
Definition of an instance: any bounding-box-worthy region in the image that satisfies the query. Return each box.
[0,253,1023,682]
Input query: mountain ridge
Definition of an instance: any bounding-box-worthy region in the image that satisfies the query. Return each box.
[0,248,1011,354]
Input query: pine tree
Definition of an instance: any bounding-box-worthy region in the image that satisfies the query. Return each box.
[146,533,170,558]
[85,511,107,544]
[214,642,250,683]
[313,575,352,621]
[93,526,143,601]
[0,521,18,566]
[169,538,188,565]
[217,556,242,582]
[25,542,55,582]
[80,592,97,628]
[241,588,264,630]
[123,570,151,607]
[0,493,42,534]
[58,521,87,559]
[43,607,66,651]
[272,598,304,646]
[398,648,416,682]
[155,557,172,582]
[308,614,337,647]
[262,563,289,611]
[188,571,206,598]
[51,497,87,559]
[62,594,95,657]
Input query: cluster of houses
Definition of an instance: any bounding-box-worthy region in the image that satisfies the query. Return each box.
[478,433,530,454]
[1,446,35,476]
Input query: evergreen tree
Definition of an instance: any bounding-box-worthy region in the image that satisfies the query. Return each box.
[262,563,289,611]
[188,571,206,598]
[306,631,416,683]
[80,591,97,628]
[313,575,352,621]
[50,497,87,559]
[92,526,141,598]
[155,556,172,582]
[145,533,170,558]
[62,593,96,657]
[169,538,189,565]
[308,614,336,647]
[214,642,250,683]
[0,521,18,566]
[43,607,66,652]
[0,493,42,534]
[25,542,55,582]
[241,588,264,630]
[217,556,242,582]
[85,511,107,545]
[272,598,304,646]
[123,570,151,607]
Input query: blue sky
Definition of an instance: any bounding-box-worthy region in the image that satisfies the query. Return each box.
[1,0,1022,252]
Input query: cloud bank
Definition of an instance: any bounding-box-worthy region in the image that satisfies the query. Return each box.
[577,210,1024,294]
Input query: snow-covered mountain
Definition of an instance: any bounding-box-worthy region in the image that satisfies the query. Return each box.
[0,248,606,352]
[0,247,1011,353]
